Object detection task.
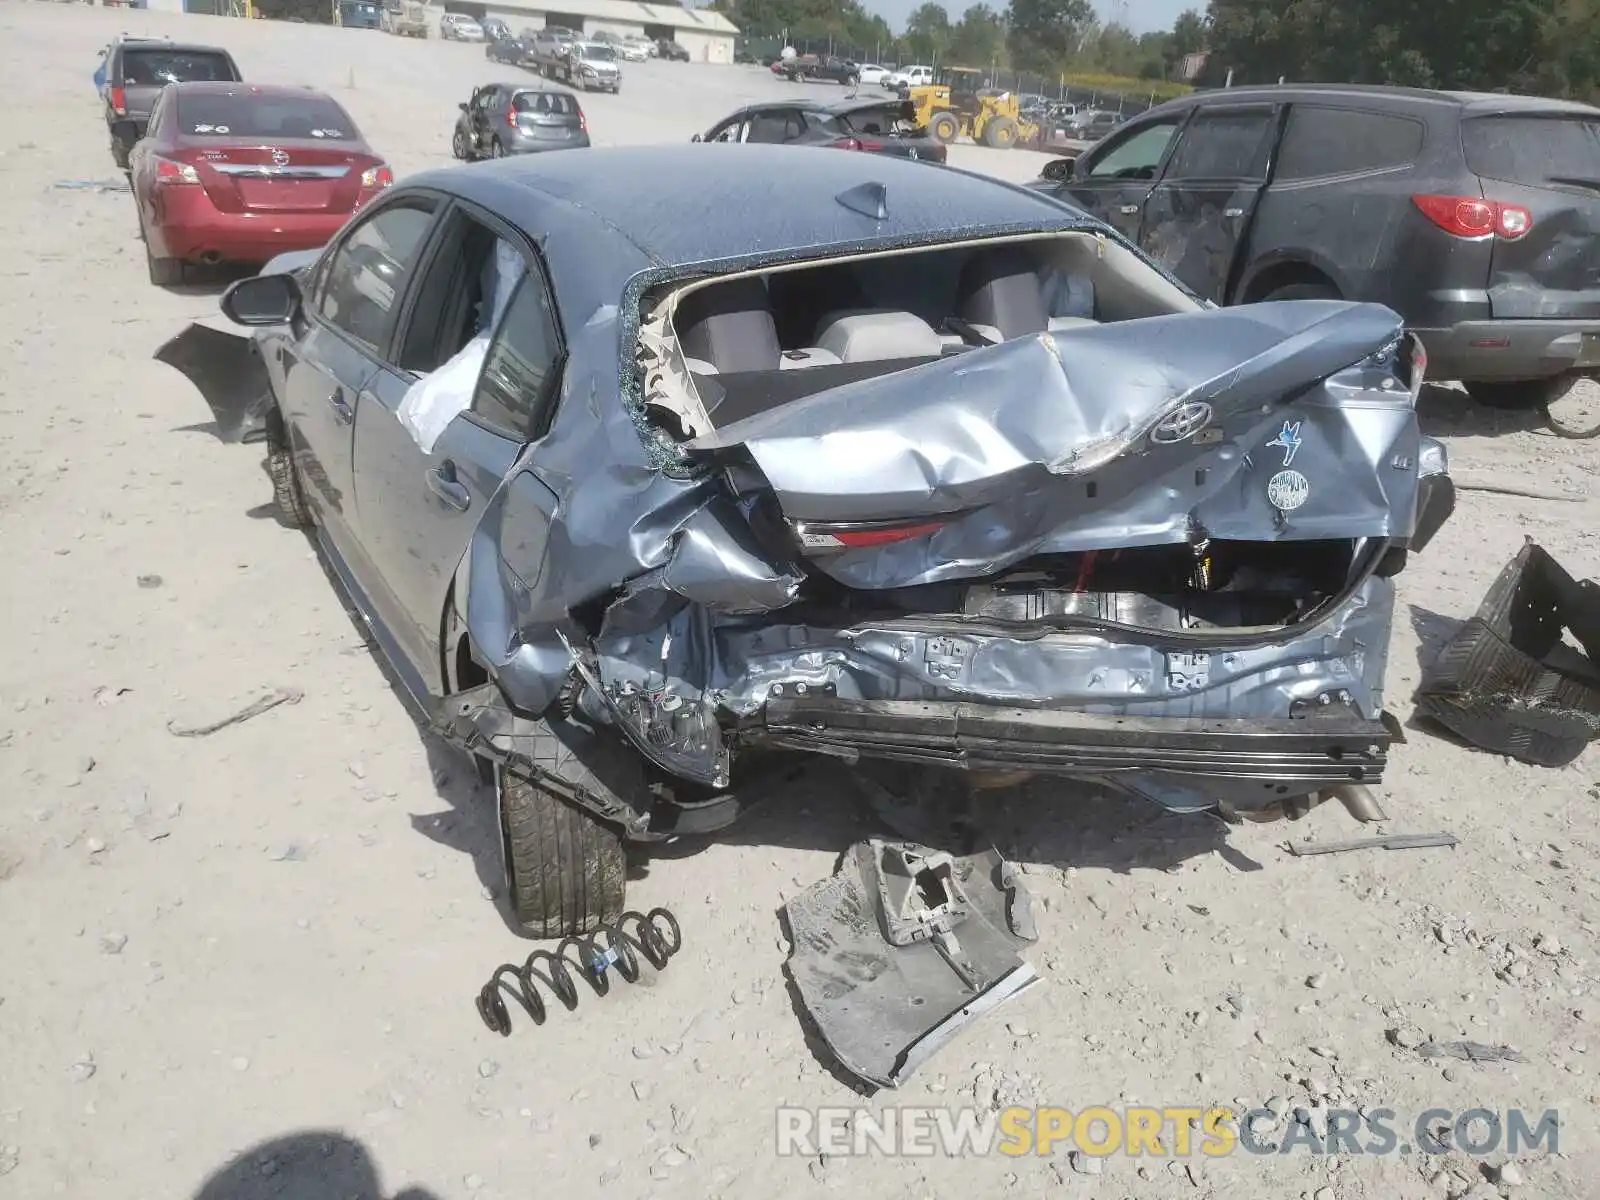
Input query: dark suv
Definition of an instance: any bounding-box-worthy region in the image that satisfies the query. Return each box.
[1032,84,1600,409]
[97,36,242,168]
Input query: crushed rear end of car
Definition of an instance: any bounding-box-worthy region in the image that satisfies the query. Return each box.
[454,228,1456,825]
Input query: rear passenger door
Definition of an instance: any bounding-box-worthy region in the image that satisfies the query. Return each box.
[1137,104,1281,303]
[350,201,566,700]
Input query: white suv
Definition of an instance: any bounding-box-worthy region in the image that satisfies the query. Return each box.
[887,64,934,89]
[441,14,485,41]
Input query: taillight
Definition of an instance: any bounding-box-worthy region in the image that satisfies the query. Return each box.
[360,165,394,189]
[1406,333,1428,404]
[829,137,863,150]
[793,518,948,550]
[578,108,587,133]
[1412,194,1533,241]
[110,86,126,114]
[153,155,200,185]
[507,104,518,129]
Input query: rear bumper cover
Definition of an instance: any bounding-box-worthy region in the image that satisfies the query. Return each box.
[150,192,358,264]
[1414,318,1600,382]
[758,691,1395,786]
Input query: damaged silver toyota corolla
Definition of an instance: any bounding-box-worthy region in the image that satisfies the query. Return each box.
[157,145,1457,937]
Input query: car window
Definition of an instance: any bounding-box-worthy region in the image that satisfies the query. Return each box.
[1084,120,1182,179]
[1274,106,1425,180]
[1164,109,1276,179]
[745,111,795,143]
[1460,114,1600,186]
[316,199,438,354]
[513,91,576,116]
[176,91,357,140]
[473,88,498,112]
[472,273,563,440]
[121,48,236,85]
[839,105,900,134]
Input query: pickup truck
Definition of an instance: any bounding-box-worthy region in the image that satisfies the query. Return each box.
[778,54,861,85]
[380,0,428,37]
[887,64,934,90]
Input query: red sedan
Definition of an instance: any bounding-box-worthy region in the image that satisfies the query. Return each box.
[130,82,393,285]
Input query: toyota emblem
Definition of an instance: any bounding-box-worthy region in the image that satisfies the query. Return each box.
[1150,401,1213,444]
[271,148,291,167]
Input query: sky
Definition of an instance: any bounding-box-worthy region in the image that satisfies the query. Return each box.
[858,0,1195,36]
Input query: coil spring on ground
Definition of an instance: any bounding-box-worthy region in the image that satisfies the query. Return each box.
[476,907,683,1036]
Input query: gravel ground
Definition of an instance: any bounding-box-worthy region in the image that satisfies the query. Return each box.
[1,5,1598,1199]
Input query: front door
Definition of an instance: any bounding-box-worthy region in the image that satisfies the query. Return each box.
[288,194,441,555]
[1062,113,1187,241]
[1137,104,1282,303]
[350,202,568,699]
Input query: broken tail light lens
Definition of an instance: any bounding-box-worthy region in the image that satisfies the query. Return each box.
[154,155,200,185]
[360,165,394,188]
[828,137,886,152]
[1412,194,1534,241]
[793,518,949,550]
[1406,333,1428,404]
[110,86,126,114]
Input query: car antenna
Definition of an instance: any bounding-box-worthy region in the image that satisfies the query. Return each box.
[836,181,889,220]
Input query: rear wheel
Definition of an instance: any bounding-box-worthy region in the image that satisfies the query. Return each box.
[1261,281,1340,302]
[499,765,626,938]
[1464,376,1576,411]
[929,111,960,144]
[982,115,1018,148]
[110,135,130,169]
[489,137,505,158]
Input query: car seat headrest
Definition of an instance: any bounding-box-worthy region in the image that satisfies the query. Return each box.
[675,276,781,374]
[956,244,1049,340]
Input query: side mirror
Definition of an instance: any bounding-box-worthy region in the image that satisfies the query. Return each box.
[691,132,702,143]
[458,101,468,110]
[1041,156,1075,183]
[221,273,302,326]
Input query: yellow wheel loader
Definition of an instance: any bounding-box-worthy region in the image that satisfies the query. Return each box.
[903,67,1040,149]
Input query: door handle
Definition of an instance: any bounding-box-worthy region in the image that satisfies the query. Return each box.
[425,460,471,512]
[1118,204,1139,215]
[326,388,353,424]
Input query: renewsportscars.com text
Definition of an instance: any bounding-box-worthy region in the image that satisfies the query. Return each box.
[774,1105,1561,1159]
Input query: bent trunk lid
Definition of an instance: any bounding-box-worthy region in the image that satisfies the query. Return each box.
[687,301,1421,589]
[1462,110,1600,319]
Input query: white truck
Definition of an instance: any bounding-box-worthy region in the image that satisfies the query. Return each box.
[887,64,934,90]
[380,0,429,38]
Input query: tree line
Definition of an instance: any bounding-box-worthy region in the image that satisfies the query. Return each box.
[708,0,1600,99]
[707,0,1207,81]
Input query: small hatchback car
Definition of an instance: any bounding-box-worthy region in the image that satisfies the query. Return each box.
[451,83,590,160]
[130,82,393,285]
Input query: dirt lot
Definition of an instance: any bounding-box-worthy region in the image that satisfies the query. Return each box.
[1,4,1598,1199]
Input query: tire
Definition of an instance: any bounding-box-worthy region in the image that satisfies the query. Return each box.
[499,765,626,938]
[146,243,185,287]
[266,412,314,529]
[982,116,1018,149]
[451,127,469,160]
[846,73,859,86]
[489,137,504,158]
[1464,376,1577,411]
[929,112,960,144]
[1260,281,1340,302]
[111,135,130,169]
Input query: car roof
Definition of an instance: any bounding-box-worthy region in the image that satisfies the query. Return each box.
[1173,82,1600,118]
[404,144,1091,270]
[115,38,232,55]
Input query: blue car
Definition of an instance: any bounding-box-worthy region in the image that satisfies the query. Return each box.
[157,145,1454,938]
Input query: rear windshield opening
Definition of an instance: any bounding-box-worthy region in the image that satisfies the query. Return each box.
[177,93,358,141]
[122,49,236,85]
[639,231,1199,440]
[1462,114,1600,185]
[513,91,578,116]
[577,44,616,60]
